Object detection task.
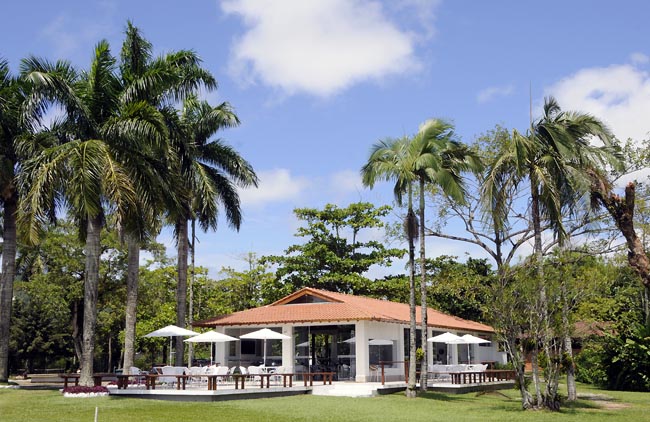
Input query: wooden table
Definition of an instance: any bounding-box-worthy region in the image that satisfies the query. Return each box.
[142,372,297,391]
[449,369,515,384]
[302,372,334,386]
[60,373,109,388]
[116,374,146,389]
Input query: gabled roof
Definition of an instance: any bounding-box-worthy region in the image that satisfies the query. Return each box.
[194,287,494,334]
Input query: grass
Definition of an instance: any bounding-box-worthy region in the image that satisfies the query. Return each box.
[1,384,648,422]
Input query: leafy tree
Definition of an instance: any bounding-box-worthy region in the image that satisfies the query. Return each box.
[424,256,493,322]
[10,218,134,373]
[408,119,482,391]
[264,203,404,299]
[117,21,216,375]
[167,96,257,366]
[483,97,619,410]
[217,253,274,311]
[19,41,167,385]
[362,136,419,398]
[0,58,43,382]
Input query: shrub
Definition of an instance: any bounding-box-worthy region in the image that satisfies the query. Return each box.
[601,325,650,391]
[575,341,607,386]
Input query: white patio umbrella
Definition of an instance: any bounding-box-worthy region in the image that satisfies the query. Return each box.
[239,328,290,366]
[427,332,465,364]
[369,339,394,346]
[184,331,238,365]
[461,334,490,364]
[144,325,199,364]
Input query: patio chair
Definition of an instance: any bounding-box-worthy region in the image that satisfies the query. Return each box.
[247,365,262,382]
[128,366,146,385]
[213,365,230,384]
[269,366,284,385]
[189,366,206,386]
[160,366,178,388]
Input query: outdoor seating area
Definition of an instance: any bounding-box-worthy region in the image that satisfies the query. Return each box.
[112,364,340,392]
[426,364,488,383]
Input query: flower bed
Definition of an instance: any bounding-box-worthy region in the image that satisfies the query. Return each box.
[62,385,109,398]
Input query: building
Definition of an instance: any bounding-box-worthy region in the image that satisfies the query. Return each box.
[195,287,504,382]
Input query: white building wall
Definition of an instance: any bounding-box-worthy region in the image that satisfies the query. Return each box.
[281,325,294,372]
[354,320,369,382]
[213,322,503,381]
[214,326,227,367]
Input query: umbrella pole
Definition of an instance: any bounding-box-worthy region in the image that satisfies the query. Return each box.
[169,337,173,365]
[263,340,267,366]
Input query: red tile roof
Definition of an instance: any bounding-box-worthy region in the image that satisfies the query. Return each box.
[194,287,494,333]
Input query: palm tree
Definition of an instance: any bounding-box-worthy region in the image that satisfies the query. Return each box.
[117,21,217,373]
[362,122,481,396]
[19,42,167,386]
[169,96,257,366]
[411,119,482,391]
[361,136,419,398]
[0,58,38,382]
[483,96,619,409]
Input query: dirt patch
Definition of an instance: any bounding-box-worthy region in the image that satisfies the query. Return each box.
[597,401,631,410]
[577,393,631,411]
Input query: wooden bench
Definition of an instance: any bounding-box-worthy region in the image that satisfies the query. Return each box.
[60,373,113,388]
[144,374,247,390]
[248,372,295,388]
[116,374,147,389]
[449,369,516,384]
[302,372,334,386]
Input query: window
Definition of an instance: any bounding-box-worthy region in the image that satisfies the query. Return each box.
[241,340,256,355]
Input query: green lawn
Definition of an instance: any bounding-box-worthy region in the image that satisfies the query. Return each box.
[1,385,648,422]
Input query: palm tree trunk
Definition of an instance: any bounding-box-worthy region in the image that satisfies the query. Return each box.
[71,300,83,366]
[175,218,189,366]
[122,233,140,374]
[80,214,103,386]
[0,195,17,382]
[418,178,428,392]
[406,185,417,398]
[187,219,196,367]
[529,183,543,406]
[561,275,577,401]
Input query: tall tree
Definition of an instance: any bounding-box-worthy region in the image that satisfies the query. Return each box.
[263,202,404,298]
[0,58,37,382]
[361,136,419,398]
[118,21,216,373]
[169,96,257,366]
[19,42,167,385]
[411,118,482,391]
[591,180,650,326]
[484,97,619,409]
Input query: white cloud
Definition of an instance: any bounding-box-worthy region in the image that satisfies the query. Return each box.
[477,84,515,104]
[239,168,310,206]
[630,52,649,65]
[220,0,420,97]
[329,170,364,196]
[40,9,114,62]
[544,61,650,143]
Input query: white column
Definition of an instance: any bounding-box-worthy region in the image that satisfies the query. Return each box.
[282,325,294,372]
[450,342,459,364]
[355,321,369,382]
[214,327,227,367]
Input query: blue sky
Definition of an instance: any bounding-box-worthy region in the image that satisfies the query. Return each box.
[2,1,649,276]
